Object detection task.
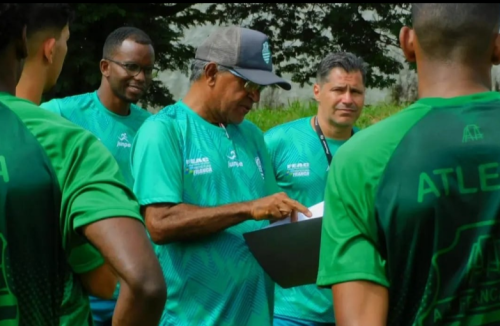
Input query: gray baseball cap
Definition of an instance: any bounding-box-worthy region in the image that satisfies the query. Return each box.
[195,25,292,91]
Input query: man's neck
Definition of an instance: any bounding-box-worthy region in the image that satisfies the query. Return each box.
[16,63,45,105]
[0,51,20,96]
[312,114,352,141]
[97,86,131,116]
[183,84,221,125]
[417,60,492,99]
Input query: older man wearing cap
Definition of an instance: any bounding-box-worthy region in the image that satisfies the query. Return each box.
[130,25,311,326]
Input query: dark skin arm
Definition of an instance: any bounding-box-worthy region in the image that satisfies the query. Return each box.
[79,262,118,299]
[144,192,312,244]
[81,217,166,326]
[332,281,389,326]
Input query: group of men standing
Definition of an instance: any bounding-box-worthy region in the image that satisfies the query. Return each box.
[3,2,500,326]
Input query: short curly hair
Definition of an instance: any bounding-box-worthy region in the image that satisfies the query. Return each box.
[0,4,28,53]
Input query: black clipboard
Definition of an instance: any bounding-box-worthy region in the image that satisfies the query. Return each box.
[243,217,323,288]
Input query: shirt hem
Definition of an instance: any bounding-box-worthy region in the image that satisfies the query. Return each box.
[274,312,335,324]
[138,196,181,206]
[316,271,390,289]
[73,208,144,231]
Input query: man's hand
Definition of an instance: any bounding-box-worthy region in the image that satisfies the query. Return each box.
[249,192,312,222]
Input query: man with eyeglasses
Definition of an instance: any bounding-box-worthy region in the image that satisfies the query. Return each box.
[130,25,312,326]
[39,26,156,326]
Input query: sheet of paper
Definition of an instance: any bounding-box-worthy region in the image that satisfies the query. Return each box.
[265,201,324,228]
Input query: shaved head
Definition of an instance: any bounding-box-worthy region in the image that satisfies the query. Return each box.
[411,3,500,62]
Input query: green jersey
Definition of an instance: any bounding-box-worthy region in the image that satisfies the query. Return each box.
[0,93,143,325]
[265,117,357,323]
[131,101,280,326]
[317,91,500,325]
[40,90,151,188]
[40,91,152,308]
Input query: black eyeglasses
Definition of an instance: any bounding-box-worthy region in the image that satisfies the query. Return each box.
[105,58,159,78]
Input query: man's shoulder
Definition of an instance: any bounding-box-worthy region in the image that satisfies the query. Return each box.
[42,92,93,106]
[150,101,188,123]
[40,92,94,115]
[130,104,152,122]
[264,116,310,145]
[333,102,432,168]
[3,94,106,154]
[239,118,263,133]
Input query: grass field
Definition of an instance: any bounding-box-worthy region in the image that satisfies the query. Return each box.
[246,100,406,132]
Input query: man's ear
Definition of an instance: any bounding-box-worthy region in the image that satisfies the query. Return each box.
[400,26,416,63]
[100,59,110,77]
[313,83,321,102]
[204,62,218,87]
[42,38,56,64]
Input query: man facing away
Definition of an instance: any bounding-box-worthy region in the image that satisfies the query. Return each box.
[4,3,166,325]
[131,25,312,326]
[34,25,155,326]
[265,51,366,326]
[316,3,500,326]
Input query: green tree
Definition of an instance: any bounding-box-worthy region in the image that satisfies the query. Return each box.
[209,3,412,88]
[46,3,411,108]
[45,3,213,108]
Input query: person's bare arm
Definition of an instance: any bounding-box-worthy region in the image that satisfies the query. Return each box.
[332,281,389,326]
[79,262,118,299]
[144,192,311,244]
[81,217,166,326]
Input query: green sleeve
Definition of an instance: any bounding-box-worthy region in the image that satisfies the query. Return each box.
[131,118,184,206]
[40,99,62,116]
[316,103,431,288]
[262,145,281,196]
[12,100,143,273]
[263,128,282,181]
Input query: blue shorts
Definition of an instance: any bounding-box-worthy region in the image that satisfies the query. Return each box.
[89,296,116,325]
[273,315,335,326]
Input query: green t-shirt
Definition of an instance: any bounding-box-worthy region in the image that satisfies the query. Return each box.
[40,90,151,189]
[317,91,500,325]
[131,100,280,326]
[265,116,357,323]
[0,93,143,325]
[40,90,152,302]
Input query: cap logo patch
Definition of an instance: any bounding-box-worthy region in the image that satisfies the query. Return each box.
[262,41,271,64]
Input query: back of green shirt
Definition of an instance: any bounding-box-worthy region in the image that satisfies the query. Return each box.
[317,91,500,325]
[0,93,143,325]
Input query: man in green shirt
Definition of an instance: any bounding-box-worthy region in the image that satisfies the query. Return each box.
[317,3,500,326]
[131,25,311,326]
[0,4,166,325]
[265,51,366,326]
[23,25,155,326]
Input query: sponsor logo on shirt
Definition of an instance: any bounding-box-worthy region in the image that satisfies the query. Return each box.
[117,133,131,148]
[255,156,265,179]
[227,150,243,168]
[185,157,213,175]
[286,162,310,177]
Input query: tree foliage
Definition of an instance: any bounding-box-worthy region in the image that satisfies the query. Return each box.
[46,3,411,108]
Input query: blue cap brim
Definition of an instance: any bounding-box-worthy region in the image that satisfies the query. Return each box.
[232,67,292,91]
